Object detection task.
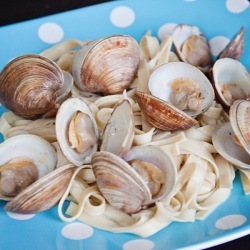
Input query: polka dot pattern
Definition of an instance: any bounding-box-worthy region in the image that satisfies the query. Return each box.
[0,1,250,249]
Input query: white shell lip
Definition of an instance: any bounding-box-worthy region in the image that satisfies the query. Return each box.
[55,97,99,166]
[212,122,250,169]
[212,58,250,108]
[148,61,215,117]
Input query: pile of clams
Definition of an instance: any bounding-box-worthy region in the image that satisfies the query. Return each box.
[0,23,249,217]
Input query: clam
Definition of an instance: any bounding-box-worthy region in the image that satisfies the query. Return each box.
[0,54,73,119]
[212,100,250,169]
[171,24,212,72]
[218,26,245,60]
[55,97,99,166]
[210,58,250,109]
[0,134,57,200]
[100,98,134,157]
[212,123,250,169]
[92,145,177,214]
[4,164,77,213]
[134,91,198,131]
[72,35,140,95]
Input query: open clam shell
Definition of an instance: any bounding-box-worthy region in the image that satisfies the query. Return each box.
[4,164,77,213]
[92,145,177,214]
[56,97,99,166]
[134,91,198,131]
[212,122,250,169]
[0,134,57,200]
[229,99,250,156]
[0,54,67,119]
[171,24,212,71]
[148,62,215,117]
[210,58,250,109]
[72,35,140,95]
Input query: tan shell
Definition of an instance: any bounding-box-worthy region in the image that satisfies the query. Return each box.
[4,164,77,213]
[211,58,250,109]
[134,91,198,131]
[0,54,72,119]
[100,99,134,157]
[92,145,177,214]
[72,35,140,95]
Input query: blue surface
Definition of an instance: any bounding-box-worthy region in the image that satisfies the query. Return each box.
[1,0,250,249]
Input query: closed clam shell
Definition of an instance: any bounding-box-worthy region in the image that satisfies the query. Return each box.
[72,35,140,95]
[0,54,65,119]
[211,58,250,109]
[4,164,77,213]
[212,122,250,169]
[134,91,198,131]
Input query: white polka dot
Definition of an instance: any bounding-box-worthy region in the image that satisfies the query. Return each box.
[38,22,64,44]
[209,36,230,57]
[6,211,35,220]
[61,222,94,240]
[215,214,247,230]
[158,23,177,40]
[110,6,135,28]
[123,239,155,250]
[226,0,249,13]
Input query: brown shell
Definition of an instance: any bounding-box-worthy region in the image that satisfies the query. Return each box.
[0,54,64,119]
[134,91,198,131]
[72,35,140,95]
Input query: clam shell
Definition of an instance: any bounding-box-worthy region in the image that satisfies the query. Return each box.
[56,97,99,166]
[148,62,215,117]
[100,99,134,157]
[218,26,245,60]
[0,134,57,200]
[171,24,212,71]
[212,122,250,169]
[4,164,77,213]
[92,145,177,214]
[134,91,198,131]
[211,58,250,109]
[229,99,250,156]
[72,35,140,95]
[0,54,64,119]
